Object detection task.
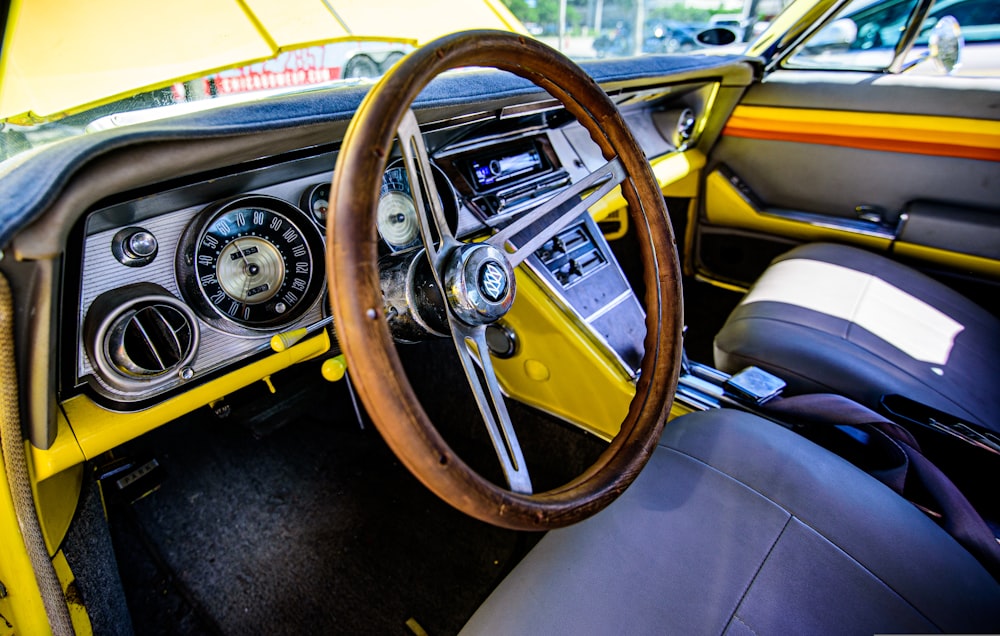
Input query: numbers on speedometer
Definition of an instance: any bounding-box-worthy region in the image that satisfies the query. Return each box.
[177,195,325,333]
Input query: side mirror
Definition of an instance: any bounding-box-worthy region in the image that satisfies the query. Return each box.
[696,27,738,47]
[928,15,964,74]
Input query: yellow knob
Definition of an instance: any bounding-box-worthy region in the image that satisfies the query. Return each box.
[270,327,309,352]
[321,355,348,382]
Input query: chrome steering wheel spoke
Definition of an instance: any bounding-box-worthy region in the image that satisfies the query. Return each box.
[398,109,458,271]
[400,109,530,493]
[450,319,533,494]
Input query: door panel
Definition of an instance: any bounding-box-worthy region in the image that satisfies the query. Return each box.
[698,70,1000,289]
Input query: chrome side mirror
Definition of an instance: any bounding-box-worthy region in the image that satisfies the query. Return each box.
[928,15,964,74]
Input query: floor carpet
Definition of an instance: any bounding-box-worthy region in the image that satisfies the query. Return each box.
[108,342,606,635]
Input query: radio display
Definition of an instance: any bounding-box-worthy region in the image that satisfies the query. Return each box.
[468,142,548,190]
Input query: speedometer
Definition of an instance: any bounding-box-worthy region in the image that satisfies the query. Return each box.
[177,195,325,333]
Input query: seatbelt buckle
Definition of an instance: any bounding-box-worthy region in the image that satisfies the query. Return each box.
[724,366,786,405]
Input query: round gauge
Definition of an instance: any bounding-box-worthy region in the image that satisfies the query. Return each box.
[300,183,330,226]
[378,166,421,251]
[177,195,325,333]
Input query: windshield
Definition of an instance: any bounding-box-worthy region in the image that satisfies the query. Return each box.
[0,0,756,163]
[6,0,995,164]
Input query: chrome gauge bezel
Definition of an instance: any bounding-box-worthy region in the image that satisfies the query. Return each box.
[378,158,459,252]
[300,182,331,227]
[176,194,326,335]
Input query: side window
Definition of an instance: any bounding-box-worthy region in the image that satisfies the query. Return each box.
[923,0,1000,43]
[786,0,1000,76]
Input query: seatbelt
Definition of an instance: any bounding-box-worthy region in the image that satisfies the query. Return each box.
[761,393,1000,582]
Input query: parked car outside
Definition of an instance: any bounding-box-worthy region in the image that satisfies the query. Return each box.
[791,0,1000,74]
[643,21,704,53]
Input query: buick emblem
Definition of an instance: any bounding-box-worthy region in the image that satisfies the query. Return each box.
[478,261,508,303]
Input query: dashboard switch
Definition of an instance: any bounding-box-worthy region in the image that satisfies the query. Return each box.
[128,231,158,258]
[537,221,606,289]
[112,226,158,266]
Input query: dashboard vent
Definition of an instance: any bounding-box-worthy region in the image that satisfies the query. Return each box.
[108,303,194,377]
[85,284,199,391]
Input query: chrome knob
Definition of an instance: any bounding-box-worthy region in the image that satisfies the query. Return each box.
[112,227,158,266]
[126,231,158,258]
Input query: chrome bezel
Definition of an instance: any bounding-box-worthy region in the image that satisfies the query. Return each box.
[175,194,327,336]
[84,284,200,394]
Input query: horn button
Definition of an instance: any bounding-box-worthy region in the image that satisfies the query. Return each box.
[443,244,516,326]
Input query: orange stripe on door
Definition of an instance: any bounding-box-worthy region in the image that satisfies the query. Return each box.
[723,106,1000,162]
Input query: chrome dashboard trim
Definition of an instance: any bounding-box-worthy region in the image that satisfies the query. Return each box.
[583,290,634,324]
[76,168,331,404]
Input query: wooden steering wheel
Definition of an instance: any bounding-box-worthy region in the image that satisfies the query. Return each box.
[328,30,682,530]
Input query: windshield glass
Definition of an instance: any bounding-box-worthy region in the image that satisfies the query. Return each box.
[8,0,996,164]
[7,0,1000,161]
[0,0,764,163]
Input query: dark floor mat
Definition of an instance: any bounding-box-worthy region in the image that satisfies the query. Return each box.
[109,349,606,636]
[112,412,530,635]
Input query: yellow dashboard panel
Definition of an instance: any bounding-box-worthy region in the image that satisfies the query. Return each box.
[37,331,330,482]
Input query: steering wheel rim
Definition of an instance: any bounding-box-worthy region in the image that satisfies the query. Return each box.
[328,30,683,530]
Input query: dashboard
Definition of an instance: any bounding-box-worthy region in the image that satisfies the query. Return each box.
[71,113,667,409]
[0,55,759,470]
[76,158,334,407]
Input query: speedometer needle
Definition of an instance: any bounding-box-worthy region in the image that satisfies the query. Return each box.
[241,267,253,304]
[234,240,262,276]
[233,239,258,303]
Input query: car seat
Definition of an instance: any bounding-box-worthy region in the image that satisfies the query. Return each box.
[712,242,1000,433]
[462,409,1000,634]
